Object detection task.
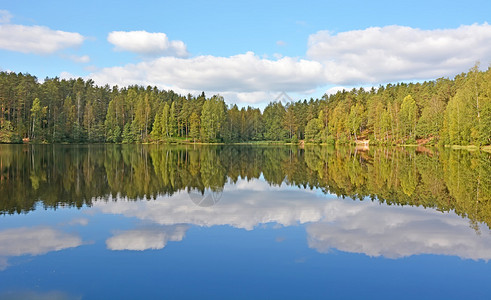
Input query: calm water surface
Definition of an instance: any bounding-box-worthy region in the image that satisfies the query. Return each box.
[0,144,490,299]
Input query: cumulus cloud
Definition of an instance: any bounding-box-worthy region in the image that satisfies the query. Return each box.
[60,71,77,81]
[222,91,273,105]
[88,51,325,97]
[107,30,189,57]
[324,86,348,95]
[0,23,85,55]
[0,226,83,270]
[307,23,491,84]
[106,225,188,251]
[53,23,490,106]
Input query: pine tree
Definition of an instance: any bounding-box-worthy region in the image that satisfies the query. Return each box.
[122,122,134,143]
[169,101,177,138]
[151,110,162,141]
[189,112,200,142]
[161,103,170,138]
[112,125,121,143]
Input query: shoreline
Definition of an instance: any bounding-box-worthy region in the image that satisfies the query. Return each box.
[4,140,491,152]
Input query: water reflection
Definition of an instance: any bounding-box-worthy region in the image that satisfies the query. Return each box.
[0,226,83,270]
[93,178,491,260]
[306,201,491,260]
[106,225,188,251]
[0,144,490,261]
[94,179,323,229]
[0,290,82,300]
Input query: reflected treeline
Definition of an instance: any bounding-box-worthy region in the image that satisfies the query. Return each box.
[1,145,490,226]
[304,147,491,227]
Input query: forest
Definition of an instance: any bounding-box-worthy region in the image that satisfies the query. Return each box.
[0,64,490,146]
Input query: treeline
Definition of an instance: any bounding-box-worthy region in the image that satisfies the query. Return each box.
[0,64,490,145]
[1,145,490,228]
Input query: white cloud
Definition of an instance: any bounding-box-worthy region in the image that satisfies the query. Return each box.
[223,91,272,105]
[0,24,85,55]
[55,23,491,106]
[60,71,75,80]
[307,23,491,84]
[0,226,83,270]
[324,86,347,95]
[88,51,325,97]
[106,225,188,251]
[107,30,189,58]
[0,10,12,24]
[273,53,283,59]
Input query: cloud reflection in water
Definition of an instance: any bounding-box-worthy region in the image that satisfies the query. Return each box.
[0,226,83,270]
[94,178,491,260]
[106,225,188,251]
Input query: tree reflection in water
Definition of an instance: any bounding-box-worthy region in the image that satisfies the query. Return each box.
[0,144,489,228]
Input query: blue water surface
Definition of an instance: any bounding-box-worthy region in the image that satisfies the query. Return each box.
[1,178,490,300]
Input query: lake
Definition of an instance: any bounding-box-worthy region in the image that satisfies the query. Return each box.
[0,144,490,299]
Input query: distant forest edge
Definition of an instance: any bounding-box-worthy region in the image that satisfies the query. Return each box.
[0,64,490,146]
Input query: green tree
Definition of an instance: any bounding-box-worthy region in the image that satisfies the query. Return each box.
[399,95,417,141]
[30,97,46,141]
[366,96,385,141]
[151,110,163,141]
[479,100,491,145]
[380,109,392,142]
[416,96,445,139]
[0,120,16,143]
[169,101,178,138]
[347,103,364,141]
[329,102,349,142]
[305,118,323,143]
[122,122,135,143]
[283,103,297,139]
[263,102,287,141]
[161,103,170,138]
[189,112,200,142]
[200,95,226,142]
[84,101,96,142]
[112,125,121,143]
[132,94,151,141]
[223,104,241,142]
[445,87,475,145]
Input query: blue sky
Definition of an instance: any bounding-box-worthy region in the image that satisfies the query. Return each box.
[1,0,491,107]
